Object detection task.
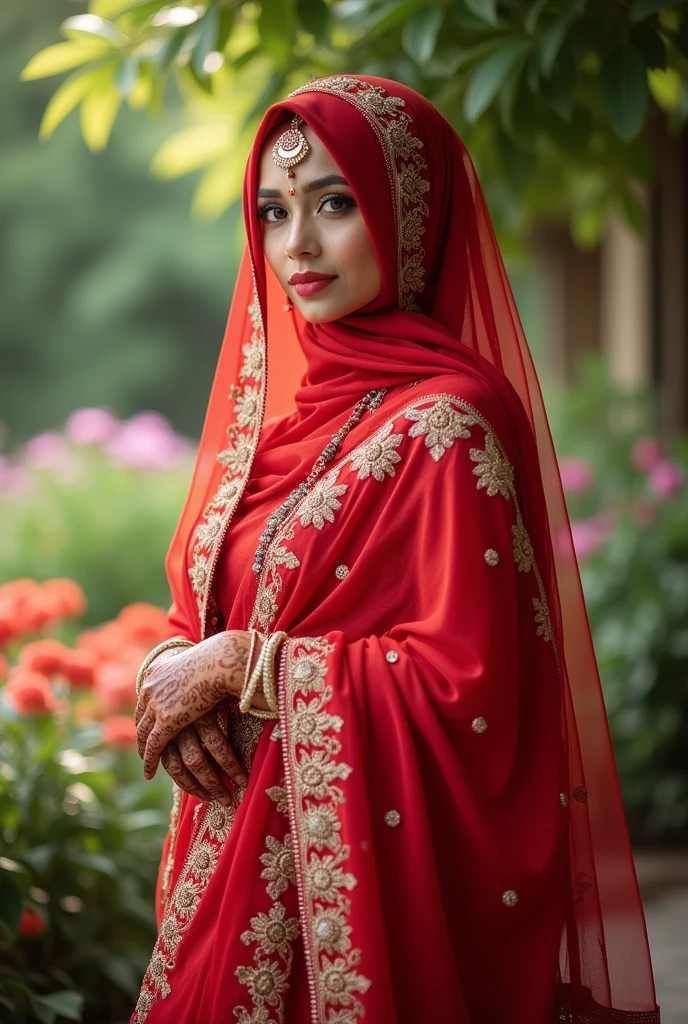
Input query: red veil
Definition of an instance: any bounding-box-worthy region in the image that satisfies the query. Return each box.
[147,76,658,1022]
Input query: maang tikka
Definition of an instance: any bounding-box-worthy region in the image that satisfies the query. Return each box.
[272,114,309,196]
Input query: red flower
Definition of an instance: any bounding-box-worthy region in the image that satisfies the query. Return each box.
[116,603,172,647]
[19,906,47,937]
[5,669,57,716]
[93,658,138,714]
[59,648,97,689]
[19,638,70,676]
[77,622,130,663]
[41,578,87,621]
[102,715,137,747]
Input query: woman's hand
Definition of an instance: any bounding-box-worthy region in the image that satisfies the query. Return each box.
[159,711,246,806]
[135,631,260,781]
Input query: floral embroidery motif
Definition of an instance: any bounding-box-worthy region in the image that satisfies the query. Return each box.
[240,902,300,958]
[288,76,430,311]
[405,397,474,461]
[470,431,514,500]
[349,421,403,481]
[189,281,266,634]
[533,596,554,643]
[512,516,534,573]
[281,637,371,1023]
[299,470,348,530]
[133,792,246,1022]
[260,833,296,899]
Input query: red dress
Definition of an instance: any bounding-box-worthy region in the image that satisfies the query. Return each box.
[133,75,659,1023]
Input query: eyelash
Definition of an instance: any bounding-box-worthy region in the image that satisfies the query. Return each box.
[256,192,356,223]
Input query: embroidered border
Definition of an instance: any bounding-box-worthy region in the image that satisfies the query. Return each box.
[279,637,370,1024]
[189,274,267,638]
[288,76,430,312]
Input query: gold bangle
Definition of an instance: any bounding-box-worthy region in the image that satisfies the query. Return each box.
[261,631,287,712]
[247,707,280,720]
[136,637,194,699]
[239,631,270,713]
[239,628,260,707]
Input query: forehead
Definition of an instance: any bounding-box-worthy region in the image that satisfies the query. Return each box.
[258,122,341,185]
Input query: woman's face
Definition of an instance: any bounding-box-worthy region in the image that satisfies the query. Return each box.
[257,122,382,323]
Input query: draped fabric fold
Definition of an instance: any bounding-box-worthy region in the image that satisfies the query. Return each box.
[134,76,659,1023]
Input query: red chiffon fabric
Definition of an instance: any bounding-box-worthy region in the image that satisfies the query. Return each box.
[133,76,659,1023]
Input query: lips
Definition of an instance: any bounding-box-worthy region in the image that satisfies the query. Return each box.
[288,271,337,298]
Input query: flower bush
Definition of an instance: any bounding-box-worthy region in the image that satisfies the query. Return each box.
[0,578,173,1024]
[0,408,194,627]
[546,355,688,840]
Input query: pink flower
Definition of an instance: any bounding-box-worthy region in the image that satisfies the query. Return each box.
[632,437,663,472]
[102,715,137,747]
[571,514,613,560]
[559,456,594,495]
[648,459,684,499]
[66,407,120,446]
[22,432,68,468]
[105,412,189,470]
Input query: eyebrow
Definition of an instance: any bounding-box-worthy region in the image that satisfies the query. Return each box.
[257,174,350,199]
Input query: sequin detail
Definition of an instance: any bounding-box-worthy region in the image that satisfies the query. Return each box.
[502,889,518,907]
[335,564,350,580]
[484,548,499,566]
[471,717,488,734]
[385,650,399,664]
[384,810,401,827]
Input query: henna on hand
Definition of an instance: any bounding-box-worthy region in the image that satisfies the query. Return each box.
[160,741,213,803]
[136,630,258,779]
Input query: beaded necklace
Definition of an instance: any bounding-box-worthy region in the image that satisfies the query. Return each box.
[252,388,387,574]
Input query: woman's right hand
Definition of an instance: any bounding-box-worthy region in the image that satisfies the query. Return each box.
[159,710,246,806]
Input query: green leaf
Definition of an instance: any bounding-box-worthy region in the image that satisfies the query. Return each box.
[464,42,530,122]
[538,7,580,77]
[0,877,23,935]
[600,45,649,141]
[259,0,296,64]
[630,23,667,70]
[648,66,684,112]
[631,0,666,22]
[401,8,445,65]
[191,8,220,77]
[80,72,122,151]
[39,67,110,140]
[544,46,575,119]
[524,0,549,35]
[465,0,498,26]
[21,41,113,80]
[157,26,191,72]
[296,0,330,41]
[115,57,139,98]
[60,14,128,46]
[31,991,84,1024]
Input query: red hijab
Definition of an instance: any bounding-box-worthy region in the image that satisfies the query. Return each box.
[164,75,657,1016]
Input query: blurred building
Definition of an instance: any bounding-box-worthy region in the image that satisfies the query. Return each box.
[531,123,688,432]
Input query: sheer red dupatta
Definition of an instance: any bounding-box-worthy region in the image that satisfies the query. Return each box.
[163,76,658,1019]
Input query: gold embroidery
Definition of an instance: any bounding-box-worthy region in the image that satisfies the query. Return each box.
[133,789,246,1022]
[260,833,296,899]
[349,420,403,481]
[470,431,514,499]
[299,469,348,530]
[266,785,289,814]
[405,396,474,461]
[281,637,371,1021]
[288,76,429,311]
[512,515,534,573]
[533,596,554,642]
[189,280,266,632]
[240,902,300,958]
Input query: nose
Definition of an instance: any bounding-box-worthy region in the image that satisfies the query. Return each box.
[283,210,321,260]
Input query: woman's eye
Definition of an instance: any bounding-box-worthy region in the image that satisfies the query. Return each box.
[257,204,288,223]
[320,194,354,213]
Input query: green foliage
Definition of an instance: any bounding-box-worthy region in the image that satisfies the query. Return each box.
[0,696,170,1023]
[545,355,688,840]
[20,0,688,239]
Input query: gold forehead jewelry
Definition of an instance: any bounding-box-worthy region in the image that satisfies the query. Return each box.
[272,114,309,196]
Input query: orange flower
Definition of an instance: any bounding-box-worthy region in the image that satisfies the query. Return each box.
[4,669,56,716]
[59,648,97,689]
[19,906,47,937]
[41,578,87,621]
[116,603,172,647]
[1,579,53,634]
[102,714,137,747]
[93,659,137,714]
[19,638,70,676]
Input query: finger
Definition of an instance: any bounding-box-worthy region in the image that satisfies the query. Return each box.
[136,707,155,760]
[177,727,231,804]
[134,672,152,724]
[143,725,170,780]
[161,743,212,802]
[194,714,246,782]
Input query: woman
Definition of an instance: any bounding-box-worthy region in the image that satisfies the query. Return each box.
[132,76,660,1023]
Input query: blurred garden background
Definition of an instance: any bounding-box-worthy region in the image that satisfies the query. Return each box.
[1,0,687,1020]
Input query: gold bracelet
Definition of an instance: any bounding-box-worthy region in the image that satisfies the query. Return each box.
[261,631,288,712]
[239,631,271,713]
[239,628,260,708]
[136,637,194,699]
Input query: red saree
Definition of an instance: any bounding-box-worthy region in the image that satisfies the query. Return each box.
[132,76,659,1023]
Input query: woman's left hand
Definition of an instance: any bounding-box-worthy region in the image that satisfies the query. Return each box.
[135,630,252,780]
